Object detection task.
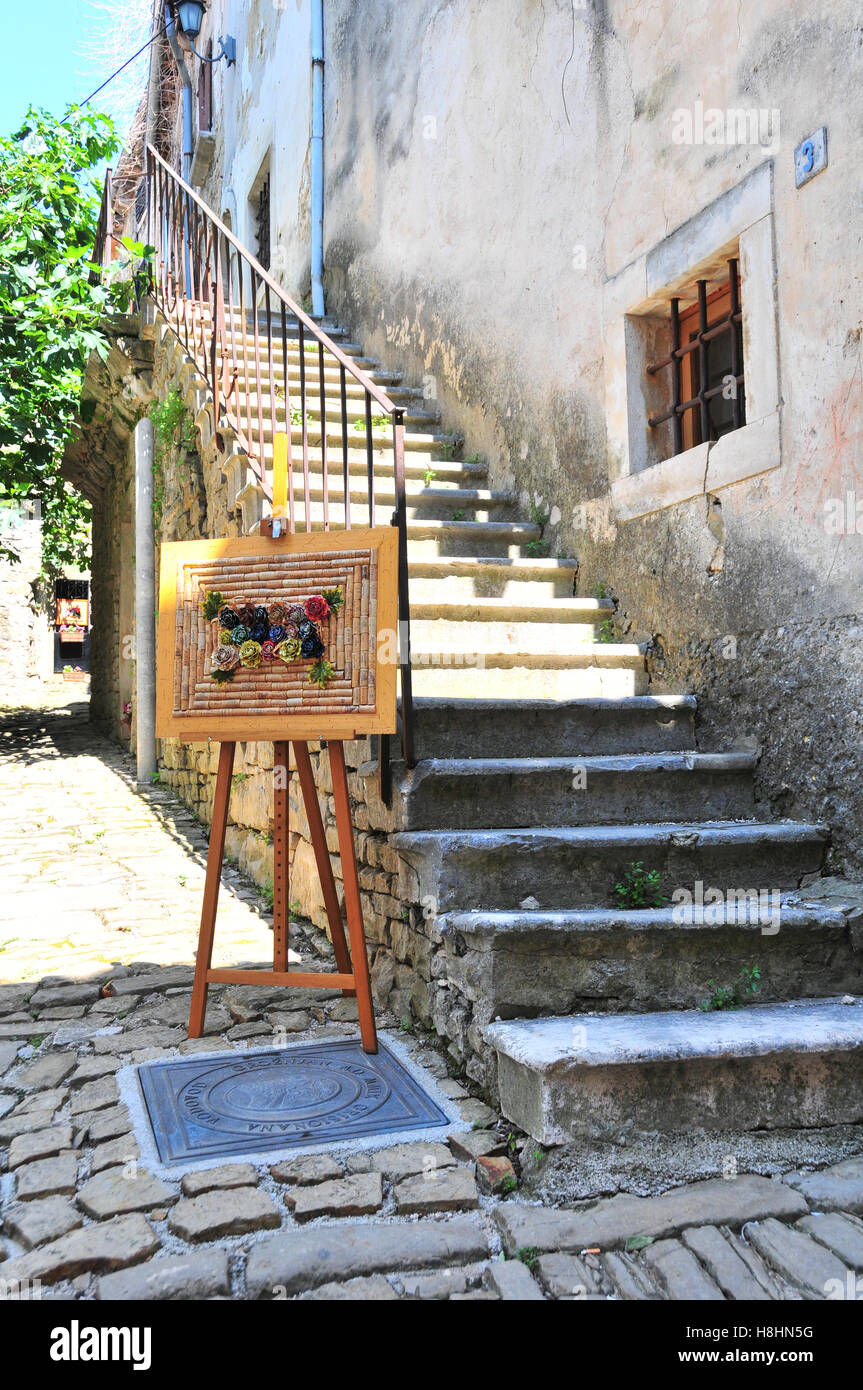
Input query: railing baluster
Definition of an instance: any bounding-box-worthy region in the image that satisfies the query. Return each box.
[238,259,253,482]
[392,410,415,767]
[299,320,311,531]
[265,282,276,513]
[252,269,265,476]
[365,390,375,528]
[280,300,295,531]
[226,238,238,408]
[318,342,329,530]
[340,362,350,529]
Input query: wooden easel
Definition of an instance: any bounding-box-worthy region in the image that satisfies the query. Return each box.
[187,736,377,1052]
[188,432,377,1052]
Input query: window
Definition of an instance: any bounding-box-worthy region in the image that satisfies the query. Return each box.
[647,259,745,457]
[254,172,271,272]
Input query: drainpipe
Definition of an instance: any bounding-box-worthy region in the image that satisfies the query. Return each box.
[310,0,325,317]
[165,2,193,180]
[134,419,157,782]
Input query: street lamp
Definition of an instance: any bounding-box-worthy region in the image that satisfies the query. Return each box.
[173,2,236,67]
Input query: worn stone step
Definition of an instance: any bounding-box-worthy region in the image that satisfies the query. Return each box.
[408,696,697,758]
[440,902,862,1018]
[408,556,577,602]
[232,391,440,431]
[391,820,829,912]
[485,997,863,1142]
[410,620,618,654]
[410,597,611,623]
[385,752,757,831]
[407,662,648,701]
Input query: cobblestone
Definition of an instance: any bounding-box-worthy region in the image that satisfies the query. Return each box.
[3,700,863,1304]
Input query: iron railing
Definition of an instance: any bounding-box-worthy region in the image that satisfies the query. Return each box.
[94,145,415,786]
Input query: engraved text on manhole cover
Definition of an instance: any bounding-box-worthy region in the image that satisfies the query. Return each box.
[138,1039,449,1165]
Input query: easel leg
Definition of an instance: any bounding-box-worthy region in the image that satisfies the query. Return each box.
[293,740,354,991]
[329,740,378,1053]
[189,740,235,1038]
[273,740,290,973]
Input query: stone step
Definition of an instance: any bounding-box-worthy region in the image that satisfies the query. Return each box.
[241,454,485,488]
[407,662,649,700]
[485,997,863,1142]
[231,370,425,407]
[391,820,829,912]
[408,696,697,758]
[253,486,518,523]
[441,902,862,1019]
[225,418,457,454]
[407,556,577,601]
[232,390,439,430]
[410,621,628,656]
[410,597,611,623]
[232,438,472,472]
[383,752,757,831]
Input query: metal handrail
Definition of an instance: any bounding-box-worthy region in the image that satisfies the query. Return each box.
[93,148,415,776]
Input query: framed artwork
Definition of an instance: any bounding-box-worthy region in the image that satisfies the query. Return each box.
[56,597,89,628]
[155,528,399,742]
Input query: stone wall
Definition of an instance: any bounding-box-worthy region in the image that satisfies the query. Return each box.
[0,512,53,703]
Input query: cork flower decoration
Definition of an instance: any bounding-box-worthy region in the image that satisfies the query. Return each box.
[200,589,339,688]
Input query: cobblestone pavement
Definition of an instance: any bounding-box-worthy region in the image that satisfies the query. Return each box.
[1,694,863,1301]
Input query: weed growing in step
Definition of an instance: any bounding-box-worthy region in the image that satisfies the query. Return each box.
[613,861,667,909]
[700,965,762,1011]
[514,1246,541,1270]
[423,465,437,485]
[261,882,275,910]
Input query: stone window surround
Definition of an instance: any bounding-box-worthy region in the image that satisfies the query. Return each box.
[603,161,781,522]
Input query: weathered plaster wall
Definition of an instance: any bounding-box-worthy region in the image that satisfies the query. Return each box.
[191,0,315,297]
[320,0,863,872]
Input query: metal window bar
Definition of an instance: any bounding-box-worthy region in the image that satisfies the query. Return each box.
[646,260,743,439]
[92,146,417,784]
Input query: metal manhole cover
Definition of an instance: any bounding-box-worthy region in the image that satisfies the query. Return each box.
[137,1039,449,1165]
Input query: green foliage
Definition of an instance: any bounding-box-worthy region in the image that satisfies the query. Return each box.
[308,657,335,689]
[353,414,389,432]
[514,1247,541,1270]
[210,668,236,685]
[452,508,465,521]
[0,106,120,570]
[199,590,226,621]
[150,390,195,524]
[597,615,616,643]
[700,965,761,1012]
[261,881,275,910]
[423,465,436,486]
[525,538,551,557]
[625,1235,655,1253]
[613,861,667,909]
[321,585,344,612]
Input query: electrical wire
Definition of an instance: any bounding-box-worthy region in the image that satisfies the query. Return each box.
[61,21,168,124]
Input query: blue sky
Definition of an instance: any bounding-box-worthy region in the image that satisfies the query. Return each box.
[0,0,152,136]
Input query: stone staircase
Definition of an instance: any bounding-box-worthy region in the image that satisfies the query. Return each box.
[154,298,863,1146]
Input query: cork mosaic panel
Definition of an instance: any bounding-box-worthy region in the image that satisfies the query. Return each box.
[156,530,398,741]
[174,551,375,716]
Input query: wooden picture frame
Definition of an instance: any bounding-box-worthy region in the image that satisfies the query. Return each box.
[156,527,398,743]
